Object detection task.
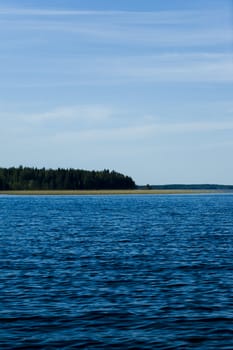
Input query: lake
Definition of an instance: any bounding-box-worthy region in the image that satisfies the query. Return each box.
[1,194,233,349]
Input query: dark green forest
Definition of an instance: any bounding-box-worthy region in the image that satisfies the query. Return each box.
[0,167,136,190]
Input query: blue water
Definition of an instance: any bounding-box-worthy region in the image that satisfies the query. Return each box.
[0,194,233,349]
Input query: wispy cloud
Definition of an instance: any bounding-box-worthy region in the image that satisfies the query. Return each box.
[43,121,232,156]
[1,52,232,87]
[153,121,233,134]
[22,105,113,124]
[1,6,231,48]
[0,8,113,16]
[0,7,231,30]
[3,104,233,139]
[88,53,233,83]
[0,7,215,22]
[1,20,230,48]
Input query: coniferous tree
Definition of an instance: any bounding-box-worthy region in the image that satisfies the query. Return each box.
[0,167,136,190]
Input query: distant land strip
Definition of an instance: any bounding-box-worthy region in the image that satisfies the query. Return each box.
[138,184,233,190]
[0,167,232,194]
[1,189,233,196]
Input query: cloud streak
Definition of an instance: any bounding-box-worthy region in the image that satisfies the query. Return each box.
[3,104,233,139]
[1,52,232,87]
[1,6,231,48]
[89,53,233,83]
[1,19,231,48]
[0,7,218,21]
[22,105,113,124]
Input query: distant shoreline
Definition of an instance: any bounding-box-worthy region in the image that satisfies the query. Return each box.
[1,189,233,196]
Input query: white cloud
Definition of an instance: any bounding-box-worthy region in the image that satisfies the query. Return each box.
[0,6,231,48]
[0,8,215,21]
[2,19,230,48]
[37,116,233,142]
[2,103,233,138]
[155,121,233,133]
[0,8,114,16]
[92,53,233,83]
[1,53,232,87]
[22,105,113,124]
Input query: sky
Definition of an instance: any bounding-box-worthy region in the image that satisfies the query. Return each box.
[0,0,232,185]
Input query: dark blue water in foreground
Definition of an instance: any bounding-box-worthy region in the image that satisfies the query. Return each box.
[1,194,233,349]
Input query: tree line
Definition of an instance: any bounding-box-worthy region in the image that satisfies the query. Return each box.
[0,166,136,190]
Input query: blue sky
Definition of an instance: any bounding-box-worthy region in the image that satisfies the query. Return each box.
[0,0,232,184]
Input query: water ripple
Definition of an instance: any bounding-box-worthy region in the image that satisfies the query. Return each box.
[0,194,233,349]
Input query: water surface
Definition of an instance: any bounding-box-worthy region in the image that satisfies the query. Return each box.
[0,194,233,349]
